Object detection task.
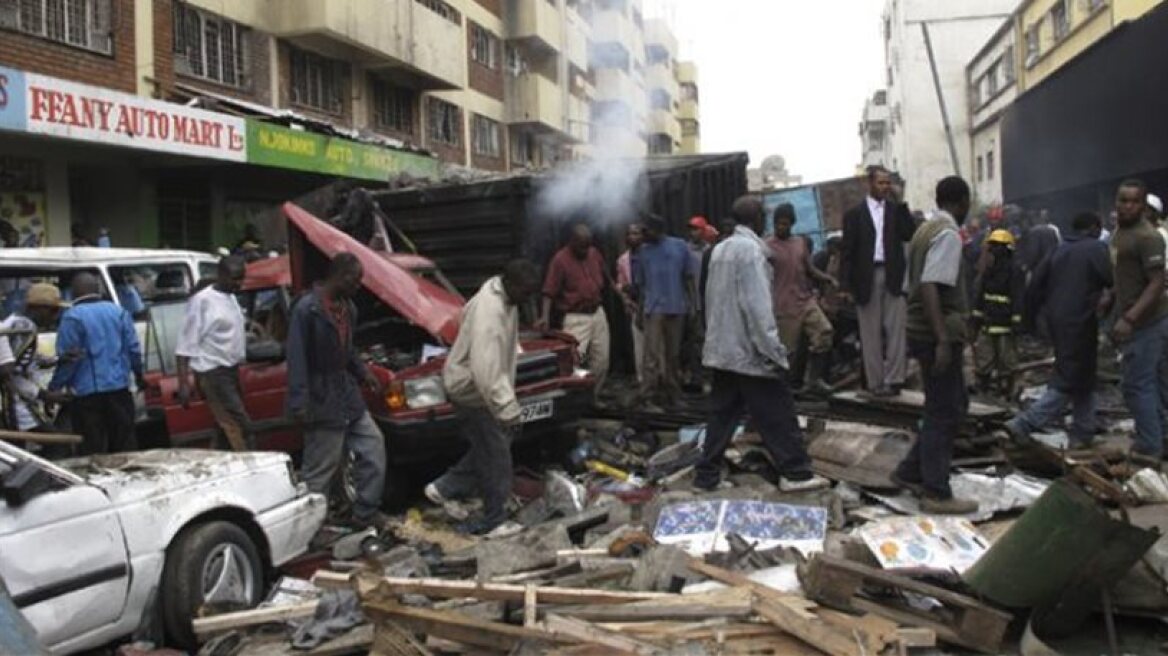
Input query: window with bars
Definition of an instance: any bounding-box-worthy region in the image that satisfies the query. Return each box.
[1025,22,1041,67]
[1051,0,1070,41]
[427,98,461,146]
[987,151,995,181]
[372,78,415,135]
[986,61,1000,96]
[415,0,460,25]
[470,23,499,69]
[289,47,345,114]
[472,114,501,158]
[173,2,248,87]
[1002,46,1016,84]
[0,0,112,54]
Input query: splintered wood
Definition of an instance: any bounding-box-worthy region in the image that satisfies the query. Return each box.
[338,554,942,656]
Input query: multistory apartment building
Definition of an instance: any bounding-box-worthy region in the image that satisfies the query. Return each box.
[0,0,619,248]
[676,59,699,155]
[967,20,1018,206]
[876,0,1018,211]
[642,18,678,154]
[858,90,890,171]
[589,0,647,156]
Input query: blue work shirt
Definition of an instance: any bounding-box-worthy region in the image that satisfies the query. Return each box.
[633,236,696,316]
[49,297,143,397]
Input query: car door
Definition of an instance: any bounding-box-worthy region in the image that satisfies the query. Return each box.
[0,447,131,649]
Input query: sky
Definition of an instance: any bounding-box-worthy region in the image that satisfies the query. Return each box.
[652,0,887,183]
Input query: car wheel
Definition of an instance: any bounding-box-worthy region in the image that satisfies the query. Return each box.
[161,521,264,649]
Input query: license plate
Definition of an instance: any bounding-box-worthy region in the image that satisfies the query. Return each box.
[520,399,554,424]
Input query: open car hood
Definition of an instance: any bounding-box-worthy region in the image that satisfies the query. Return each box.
[284,202,462,345]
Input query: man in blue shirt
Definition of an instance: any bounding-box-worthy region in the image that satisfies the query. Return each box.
[49,273,144,455]
[633,214,696,409]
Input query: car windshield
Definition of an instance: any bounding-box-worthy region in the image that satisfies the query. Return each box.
[0,267,107,321]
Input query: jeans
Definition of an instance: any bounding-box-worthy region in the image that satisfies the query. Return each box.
[197,366,253,451]
[433,405,517,524]
[72,389,137,456]
[301,411,386,521]
[695,369,812,488]
[1121,315,1168,456]
[895,340,967,499]
[1008,386,1097,445]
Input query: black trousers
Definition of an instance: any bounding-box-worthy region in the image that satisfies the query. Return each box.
[72,389,137,456]
[695,369,812,487]
[894,340,968,498]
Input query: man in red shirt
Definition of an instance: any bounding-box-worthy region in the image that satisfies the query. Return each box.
[540,224,611,399]
[766,204,838,395]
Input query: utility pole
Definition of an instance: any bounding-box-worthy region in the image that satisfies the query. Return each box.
[920,22,962,178]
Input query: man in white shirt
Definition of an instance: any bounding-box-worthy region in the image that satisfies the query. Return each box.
[175,256,252,451]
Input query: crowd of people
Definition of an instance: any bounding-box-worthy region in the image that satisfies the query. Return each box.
[6,166,1168,533]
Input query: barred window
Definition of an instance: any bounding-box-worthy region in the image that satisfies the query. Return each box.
[470,23,499,69]
[415,0,460,24]
[289,47,345,114]
[1051,0,1070,41]
[0,0,112,54]
[427,98,461,146]
[472,114,501,158]
[173,2,248,86]
[372,78,415,135]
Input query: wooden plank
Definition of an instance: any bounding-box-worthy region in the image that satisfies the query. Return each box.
[0,429,81,445]
[544,614,663,655]
[374,576,672,606]
[364,600,569,652]
[753,596,861,656]
[524,584,538,629]
[549,563,635,588]
[192,601,319,635]
[556,587,754,622]
[896,627,937,648]
[687,560,817,618]
[817,609,899,654]
[810,556,1010,614]
[850,598,970,651]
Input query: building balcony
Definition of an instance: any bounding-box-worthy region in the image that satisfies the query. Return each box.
[646,62,678,98]
[567,94,590,143]
[565,9,591,72]
[506,72,565,134]
[678,98,698,122]
[263,0,465,89]
[676,60,697,85]
[506,0,562,53]
[593,68,641,104]
[591,8,640,51]
[647,108,680,143]
[644,19,678,56]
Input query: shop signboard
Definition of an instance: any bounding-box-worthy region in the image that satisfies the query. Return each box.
[0,65,27,132]
[246,121,441,182]
[22,73,247,161]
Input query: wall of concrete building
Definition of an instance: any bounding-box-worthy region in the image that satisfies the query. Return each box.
[967,21,1018,206]
[883,0,1017,211]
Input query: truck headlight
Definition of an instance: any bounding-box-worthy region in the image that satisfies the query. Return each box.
[404,376,447,409]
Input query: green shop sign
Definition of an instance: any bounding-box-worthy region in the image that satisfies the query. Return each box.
[246,120,441,181]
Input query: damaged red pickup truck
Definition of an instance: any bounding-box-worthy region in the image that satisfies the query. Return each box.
[143,203,594,505]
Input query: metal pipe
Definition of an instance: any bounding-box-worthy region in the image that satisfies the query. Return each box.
[920,22,963,178]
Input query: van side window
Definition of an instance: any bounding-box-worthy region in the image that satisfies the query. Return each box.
[108,264,192,315]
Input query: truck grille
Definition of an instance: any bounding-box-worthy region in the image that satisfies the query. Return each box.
[516,351,560,387]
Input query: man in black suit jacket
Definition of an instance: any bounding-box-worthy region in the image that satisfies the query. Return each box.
[840,167,918,396]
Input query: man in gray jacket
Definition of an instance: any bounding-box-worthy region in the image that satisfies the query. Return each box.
[695,196,829,493]
[425,259,542,535]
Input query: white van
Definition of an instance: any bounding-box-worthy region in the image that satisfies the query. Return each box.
[0,248,218,430]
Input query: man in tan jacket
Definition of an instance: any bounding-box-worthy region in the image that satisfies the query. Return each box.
[425,259,541,535]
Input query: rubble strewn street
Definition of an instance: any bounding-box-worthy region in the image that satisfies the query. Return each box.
[6,1,1168,654]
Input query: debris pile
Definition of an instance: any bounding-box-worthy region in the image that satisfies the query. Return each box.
[192,387,1168,655]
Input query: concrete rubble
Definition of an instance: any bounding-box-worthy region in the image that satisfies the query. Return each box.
[189,374,1168,656]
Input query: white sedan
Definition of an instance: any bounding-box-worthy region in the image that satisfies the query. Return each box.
[0,442,326,653]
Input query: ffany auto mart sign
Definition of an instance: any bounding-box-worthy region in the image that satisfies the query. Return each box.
[0,65,245,161]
